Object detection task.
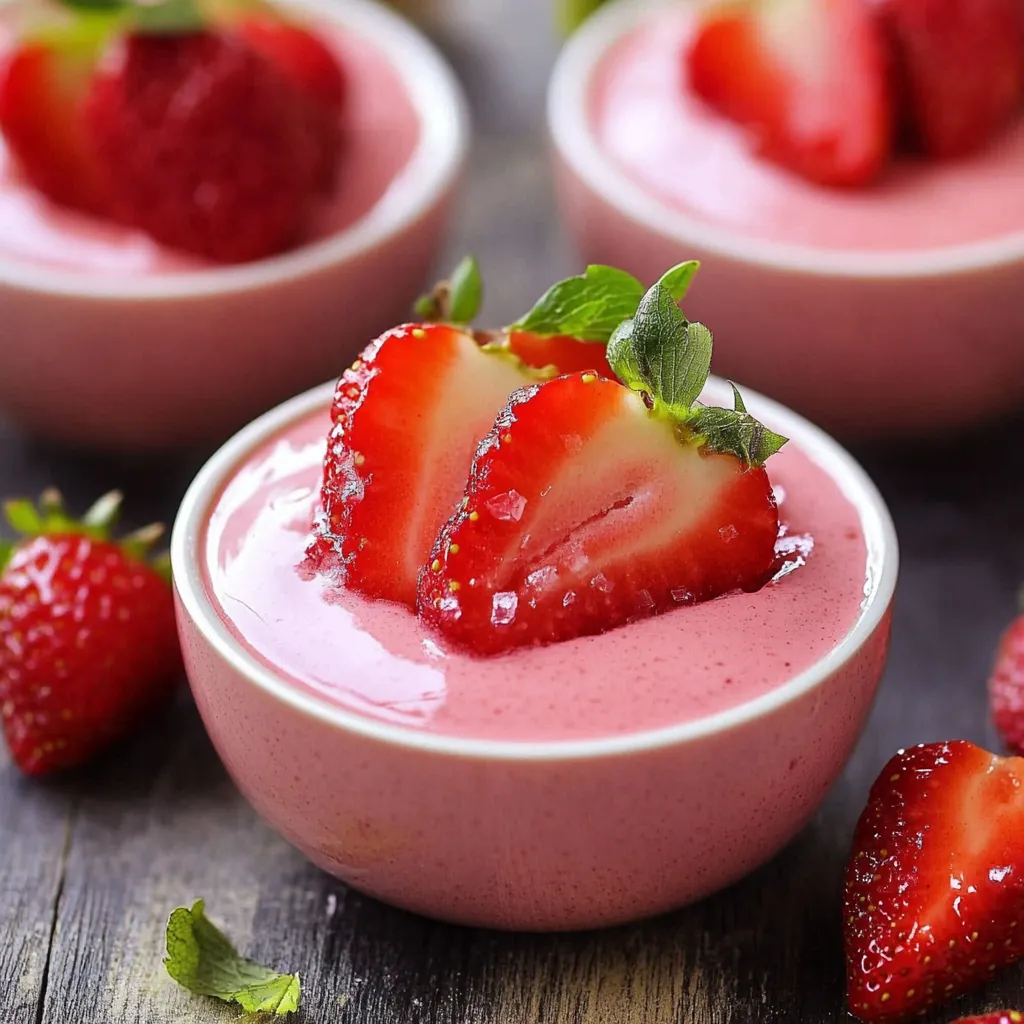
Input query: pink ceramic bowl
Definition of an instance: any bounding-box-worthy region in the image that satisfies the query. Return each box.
[549,0,1024,438]
[0,0,466,451]
[171,377,898,932]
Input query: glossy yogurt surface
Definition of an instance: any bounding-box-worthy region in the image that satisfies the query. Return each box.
[202,401,871,742]
[590,5,1024,252]
[0,18,419,274]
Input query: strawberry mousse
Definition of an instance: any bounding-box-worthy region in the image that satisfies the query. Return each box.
[591,1,1024,251]
[199,262,872,741]
[0,0,417,270]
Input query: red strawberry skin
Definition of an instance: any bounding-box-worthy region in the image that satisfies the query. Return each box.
[0,536,180,775]
[84,32,326,263]
[990,615,1024,754]
[953,1014,1024,1024]
[235,13,346,191]
[845,741,1024,1023]
[311,323,533,607]
[417,373,780,656]
[506,330,614,378]
[0,42,110,215]
[687,0,892,186]
[879,0,1024,159]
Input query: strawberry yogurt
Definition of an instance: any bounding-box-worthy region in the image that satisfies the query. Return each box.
[592,6,1024,251]
[0,21,419,273]
[202,399,870,742]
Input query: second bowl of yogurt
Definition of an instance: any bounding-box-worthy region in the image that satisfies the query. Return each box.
[550,0,1024,437]
[172,359,897,930]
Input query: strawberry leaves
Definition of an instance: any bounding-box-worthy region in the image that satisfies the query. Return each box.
[608,274,787,467]
[414,256,483,326]
[52,0,204,35]
[511,261,699,343]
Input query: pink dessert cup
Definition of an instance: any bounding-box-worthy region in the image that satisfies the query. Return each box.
[0,0,467,450]
[171,377,898,932]
[548,0,1024,438]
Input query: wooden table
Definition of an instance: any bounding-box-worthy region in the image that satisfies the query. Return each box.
[3,3,1024,1021]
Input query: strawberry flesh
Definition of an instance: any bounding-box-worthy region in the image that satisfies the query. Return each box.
[990,615,1024,755]
[417,372,780,656]
[845,741,1024,1023]
[505,330,614,378]
[877,0,1024,159]
[0,535,179,775]
[311,324,535,608]
[953,1014,1024,1024]
[687,0,893,186]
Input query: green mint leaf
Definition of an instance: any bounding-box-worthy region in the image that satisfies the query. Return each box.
[656,260,700,306]
[511,265,644,342]
[164,900,300,1016]
[606,318,642,390]
[688,399,788,467]
[414,255,482,325]
[446,255,483,324]
[630,283,712,413]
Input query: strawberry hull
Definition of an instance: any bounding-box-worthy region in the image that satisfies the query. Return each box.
[172,377,897,931]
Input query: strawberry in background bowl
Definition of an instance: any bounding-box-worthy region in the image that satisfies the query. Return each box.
[173,259,897,930]
[550,0,1024,437]
[0,0,466,449]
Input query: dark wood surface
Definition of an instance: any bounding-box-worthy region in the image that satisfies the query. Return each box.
[3,3,1024,1021]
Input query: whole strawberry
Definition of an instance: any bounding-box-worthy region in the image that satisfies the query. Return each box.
[990,609,1024,754]
[0,491,180,776]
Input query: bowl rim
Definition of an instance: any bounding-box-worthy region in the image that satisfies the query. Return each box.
[548,0,1024,280]
[0,0,468,300]
[171,375,899,763]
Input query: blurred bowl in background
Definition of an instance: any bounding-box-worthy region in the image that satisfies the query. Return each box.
[0,0,467,451]
[548,0,1024,438]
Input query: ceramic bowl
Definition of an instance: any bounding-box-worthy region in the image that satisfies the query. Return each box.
[548,0,1024,437]
[171,376,898,932]
[0,0,467,450]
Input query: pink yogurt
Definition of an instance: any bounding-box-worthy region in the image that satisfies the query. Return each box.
[0,20,419,273]
[202,401,869,742]
[591,6,1024,252]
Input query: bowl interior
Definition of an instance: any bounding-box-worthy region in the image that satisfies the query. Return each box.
[548,0,1024,279]
[0,0,468,298]
[172,375,899,762]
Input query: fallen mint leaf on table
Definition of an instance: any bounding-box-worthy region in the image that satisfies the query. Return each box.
[164,900,300,1015]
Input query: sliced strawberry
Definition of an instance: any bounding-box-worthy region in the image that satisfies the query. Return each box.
[505,330,614,378]
[417,372,780,655]
[953,1014,1024,1024]
[0,36,110,215]
[990,612,1024,754]
[845,741,1024,1023]
[878,0,1024,159]
[311,323,537,607]
[687,0,893,186]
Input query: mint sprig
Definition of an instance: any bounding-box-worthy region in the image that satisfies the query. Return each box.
[510,261,699,343]
[164,901,300,1016]
[414,255,483,326]
[607,277,787,467]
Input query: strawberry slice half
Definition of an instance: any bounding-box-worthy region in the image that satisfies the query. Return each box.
[687,0,893,186]
[311,322,539,607]
[878,0,1024,159]
[417,273,786,656]
[0,21,112,215]
[845,741,1024,1023]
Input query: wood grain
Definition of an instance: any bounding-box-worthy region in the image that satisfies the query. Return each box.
[5,0,1024,1019]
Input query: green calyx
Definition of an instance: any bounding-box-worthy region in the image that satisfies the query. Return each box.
[607,268,787,467]
[557,0,612,34]
[50,0,205,38]
[414,255,484,326]
[0,490,171,582]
